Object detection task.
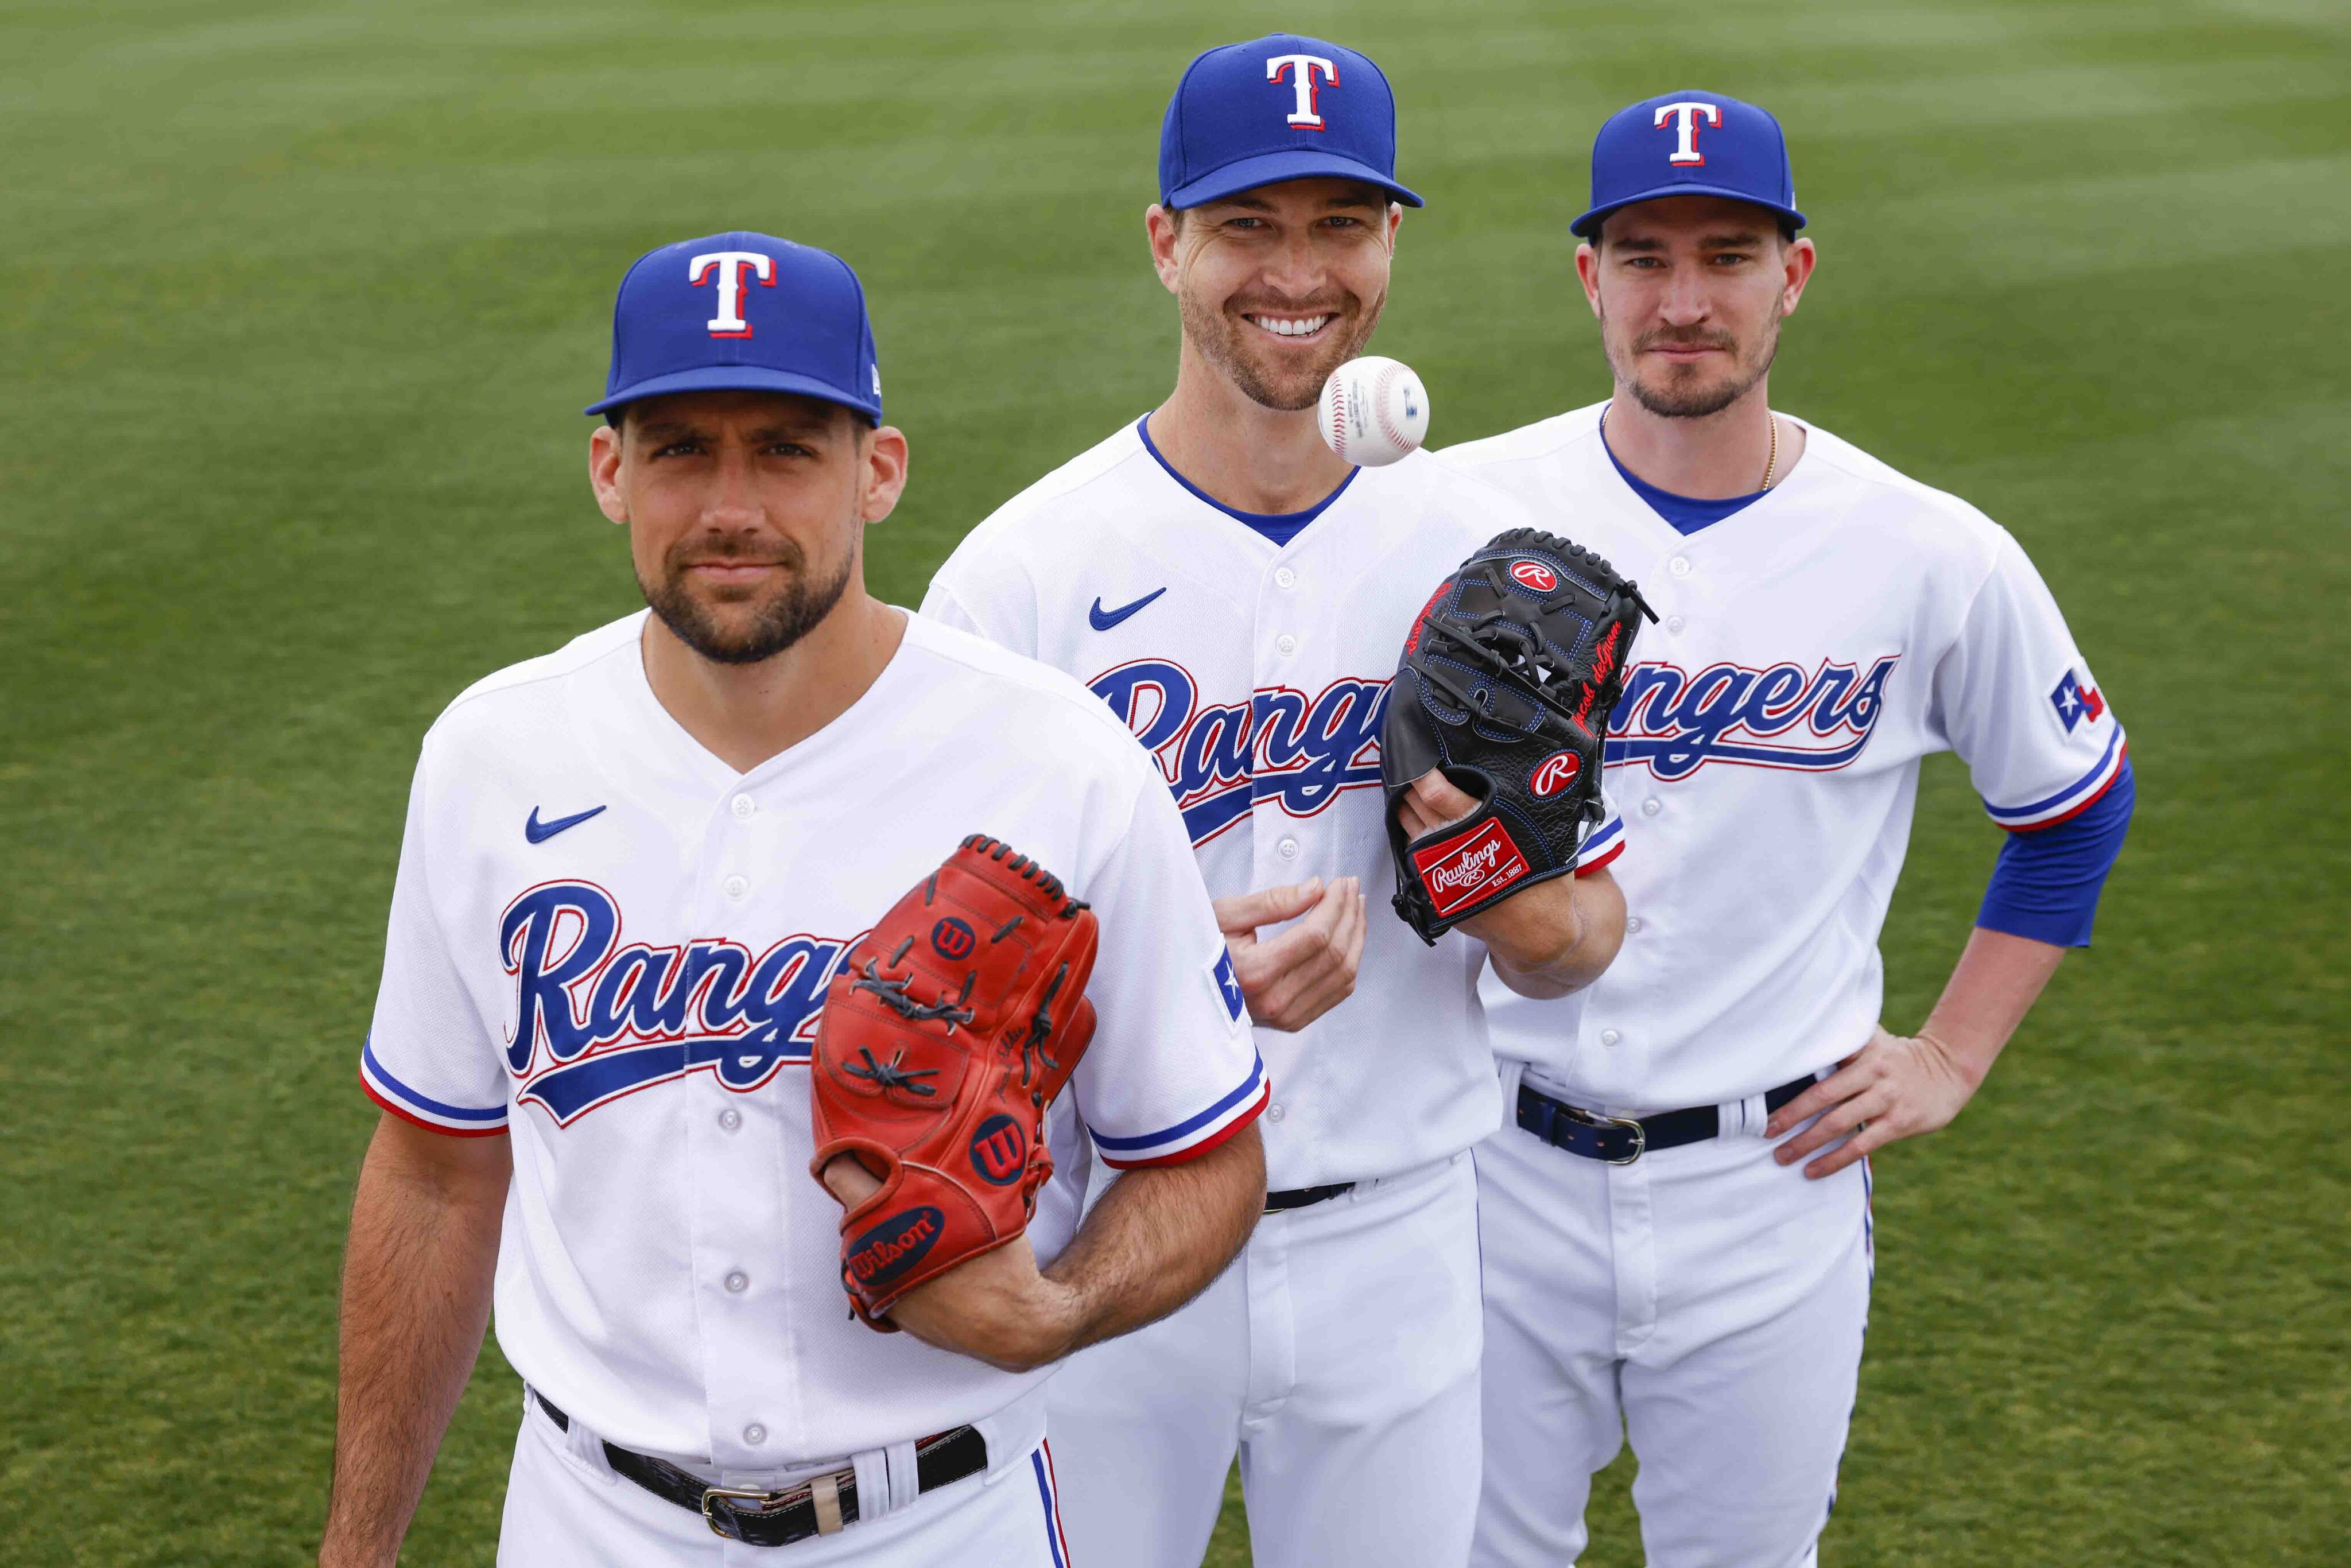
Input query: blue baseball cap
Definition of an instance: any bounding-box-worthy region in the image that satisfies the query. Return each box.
[1159,34,1422,210]
[1572,92,1805,239]
[585,231,883,422]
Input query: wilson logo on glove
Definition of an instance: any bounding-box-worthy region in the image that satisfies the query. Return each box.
[810,835,1099,1330]
[1530,751,1584,797]
[845,1206,945,1290]
[930,917,976,960]
[1383,528,1656,944]
[969,1113,1027,1186]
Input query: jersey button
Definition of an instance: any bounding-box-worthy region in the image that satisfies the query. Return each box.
[1640,798,1662,818]
[1276,633,1298,655]
[730,794,755,820]
[1277,837,1300,861]
[1599,1028,1622,1047]
[743,1423,767,1446]
[723,874,750,902]
[1668,556,1692,579]
[1625,915,1643,935]
[719,1108,742,1132]
[723,1270,748,1294]
[1267,1103,1285,1123]
[1666,615,1686,635]
[1274,566,1298,590]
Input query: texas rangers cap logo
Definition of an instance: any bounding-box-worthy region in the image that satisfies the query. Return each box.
[1654,100,1722,166]
[1530,751,1583,798]
[1510,559,1559,592]
[689,250,774,339]
[1267,52,1337,129]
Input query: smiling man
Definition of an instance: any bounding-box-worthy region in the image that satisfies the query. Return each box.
[1439,95,2135,1566]
[316,233,1269,1566]
[922,37,1627,1568]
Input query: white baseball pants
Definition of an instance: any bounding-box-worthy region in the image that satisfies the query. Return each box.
[496,1389,1072,1566]
[1470,1068,1872,1568]
[1047,1150,1484,1568]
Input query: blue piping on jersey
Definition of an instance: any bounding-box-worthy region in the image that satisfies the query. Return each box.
[1136,416,1359,546]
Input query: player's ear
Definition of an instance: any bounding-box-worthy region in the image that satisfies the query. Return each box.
[589,421,629,526]
[1779,235,1817,319]
[859,423,910,525]
[1146,203,1183,294]
[1386,200,1403,252]
[1574,241,1604,319]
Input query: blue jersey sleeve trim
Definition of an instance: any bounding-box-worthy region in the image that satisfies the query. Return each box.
[361,1036,508,1123]
[1976,758,2135,948]
[1984,729,2123,826]
[1089,1055,1266,1152]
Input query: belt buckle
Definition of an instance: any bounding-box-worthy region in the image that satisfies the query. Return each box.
[1601,1112,1646,1165]
[1558,1101,1646,1165]
[700,1482,799,1540]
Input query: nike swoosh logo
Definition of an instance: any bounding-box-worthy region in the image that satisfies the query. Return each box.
[525,805,607,844]
[1089,587,1167,631]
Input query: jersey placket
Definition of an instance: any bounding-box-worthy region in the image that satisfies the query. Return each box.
[683,775,806,1474]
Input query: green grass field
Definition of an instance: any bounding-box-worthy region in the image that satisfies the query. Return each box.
[5,1,2348,1563]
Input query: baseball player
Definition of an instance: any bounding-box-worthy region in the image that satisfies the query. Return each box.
[922,37,1629,1568]
[1439,95,2136,1566]
[316,232,1272,1566]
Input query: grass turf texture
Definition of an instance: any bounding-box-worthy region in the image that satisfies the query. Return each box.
[3,0,2346,1562]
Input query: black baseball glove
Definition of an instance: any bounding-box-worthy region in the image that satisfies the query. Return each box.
[1382,527,1655,945]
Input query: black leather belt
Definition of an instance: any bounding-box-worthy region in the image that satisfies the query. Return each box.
[532,1391,987,1546]
[1264,1182,1354,1213]
[1515,1074,1817,1165]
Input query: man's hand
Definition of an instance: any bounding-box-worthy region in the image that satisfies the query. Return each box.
[822,1120,1263,1370]
[1214,876,1365,1031]
[1397,771,1623,998]
[1765,1026,1984,1179]
[820,1157,1080,1372]
[1767,927,2071,1179]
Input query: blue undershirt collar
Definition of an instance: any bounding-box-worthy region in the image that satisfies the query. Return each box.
[1137,416,1359,547]
[1600,409,1771,537]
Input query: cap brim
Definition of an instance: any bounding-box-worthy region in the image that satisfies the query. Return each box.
[1571,184,1805,238]
[584,365,881,421]
[1167,148,1423,209]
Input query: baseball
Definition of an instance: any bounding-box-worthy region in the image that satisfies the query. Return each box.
[1318,355,1429,467]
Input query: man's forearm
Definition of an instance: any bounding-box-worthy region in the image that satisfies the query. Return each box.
[1484,867,1628,1000]
[1043,1123,1264,1353]
[319,1115,509,1568]
[1918,925,2069,1085]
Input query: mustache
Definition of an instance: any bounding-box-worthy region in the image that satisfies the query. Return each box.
[664,534,806,573]
[1633,327,1739,353]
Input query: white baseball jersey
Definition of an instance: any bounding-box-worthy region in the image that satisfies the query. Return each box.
[360,609,1263,1468]
[922,417,1624,1191]
[1441,403,2126,1112]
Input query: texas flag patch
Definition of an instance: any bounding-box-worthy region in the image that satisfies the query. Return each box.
[2050,669,2106,733]
[1211,948,1246,1024]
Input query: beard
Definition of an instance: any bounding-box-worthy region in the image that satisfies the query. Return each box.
[638,532,856,665]
[1179,285,1386,412]
[1605,307,1782,419]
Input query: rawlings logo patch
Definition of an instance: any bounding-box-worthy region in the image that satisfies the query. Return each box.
[1410,818,1530,918]
[1530,750,1583,798]
[1509,559,1558,592]
[968,1113,1027,1186]
[845,1206,946,1288]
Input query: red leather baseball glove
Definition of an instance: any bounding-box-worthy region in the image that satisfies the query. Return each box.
[810,835,1100,1330]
